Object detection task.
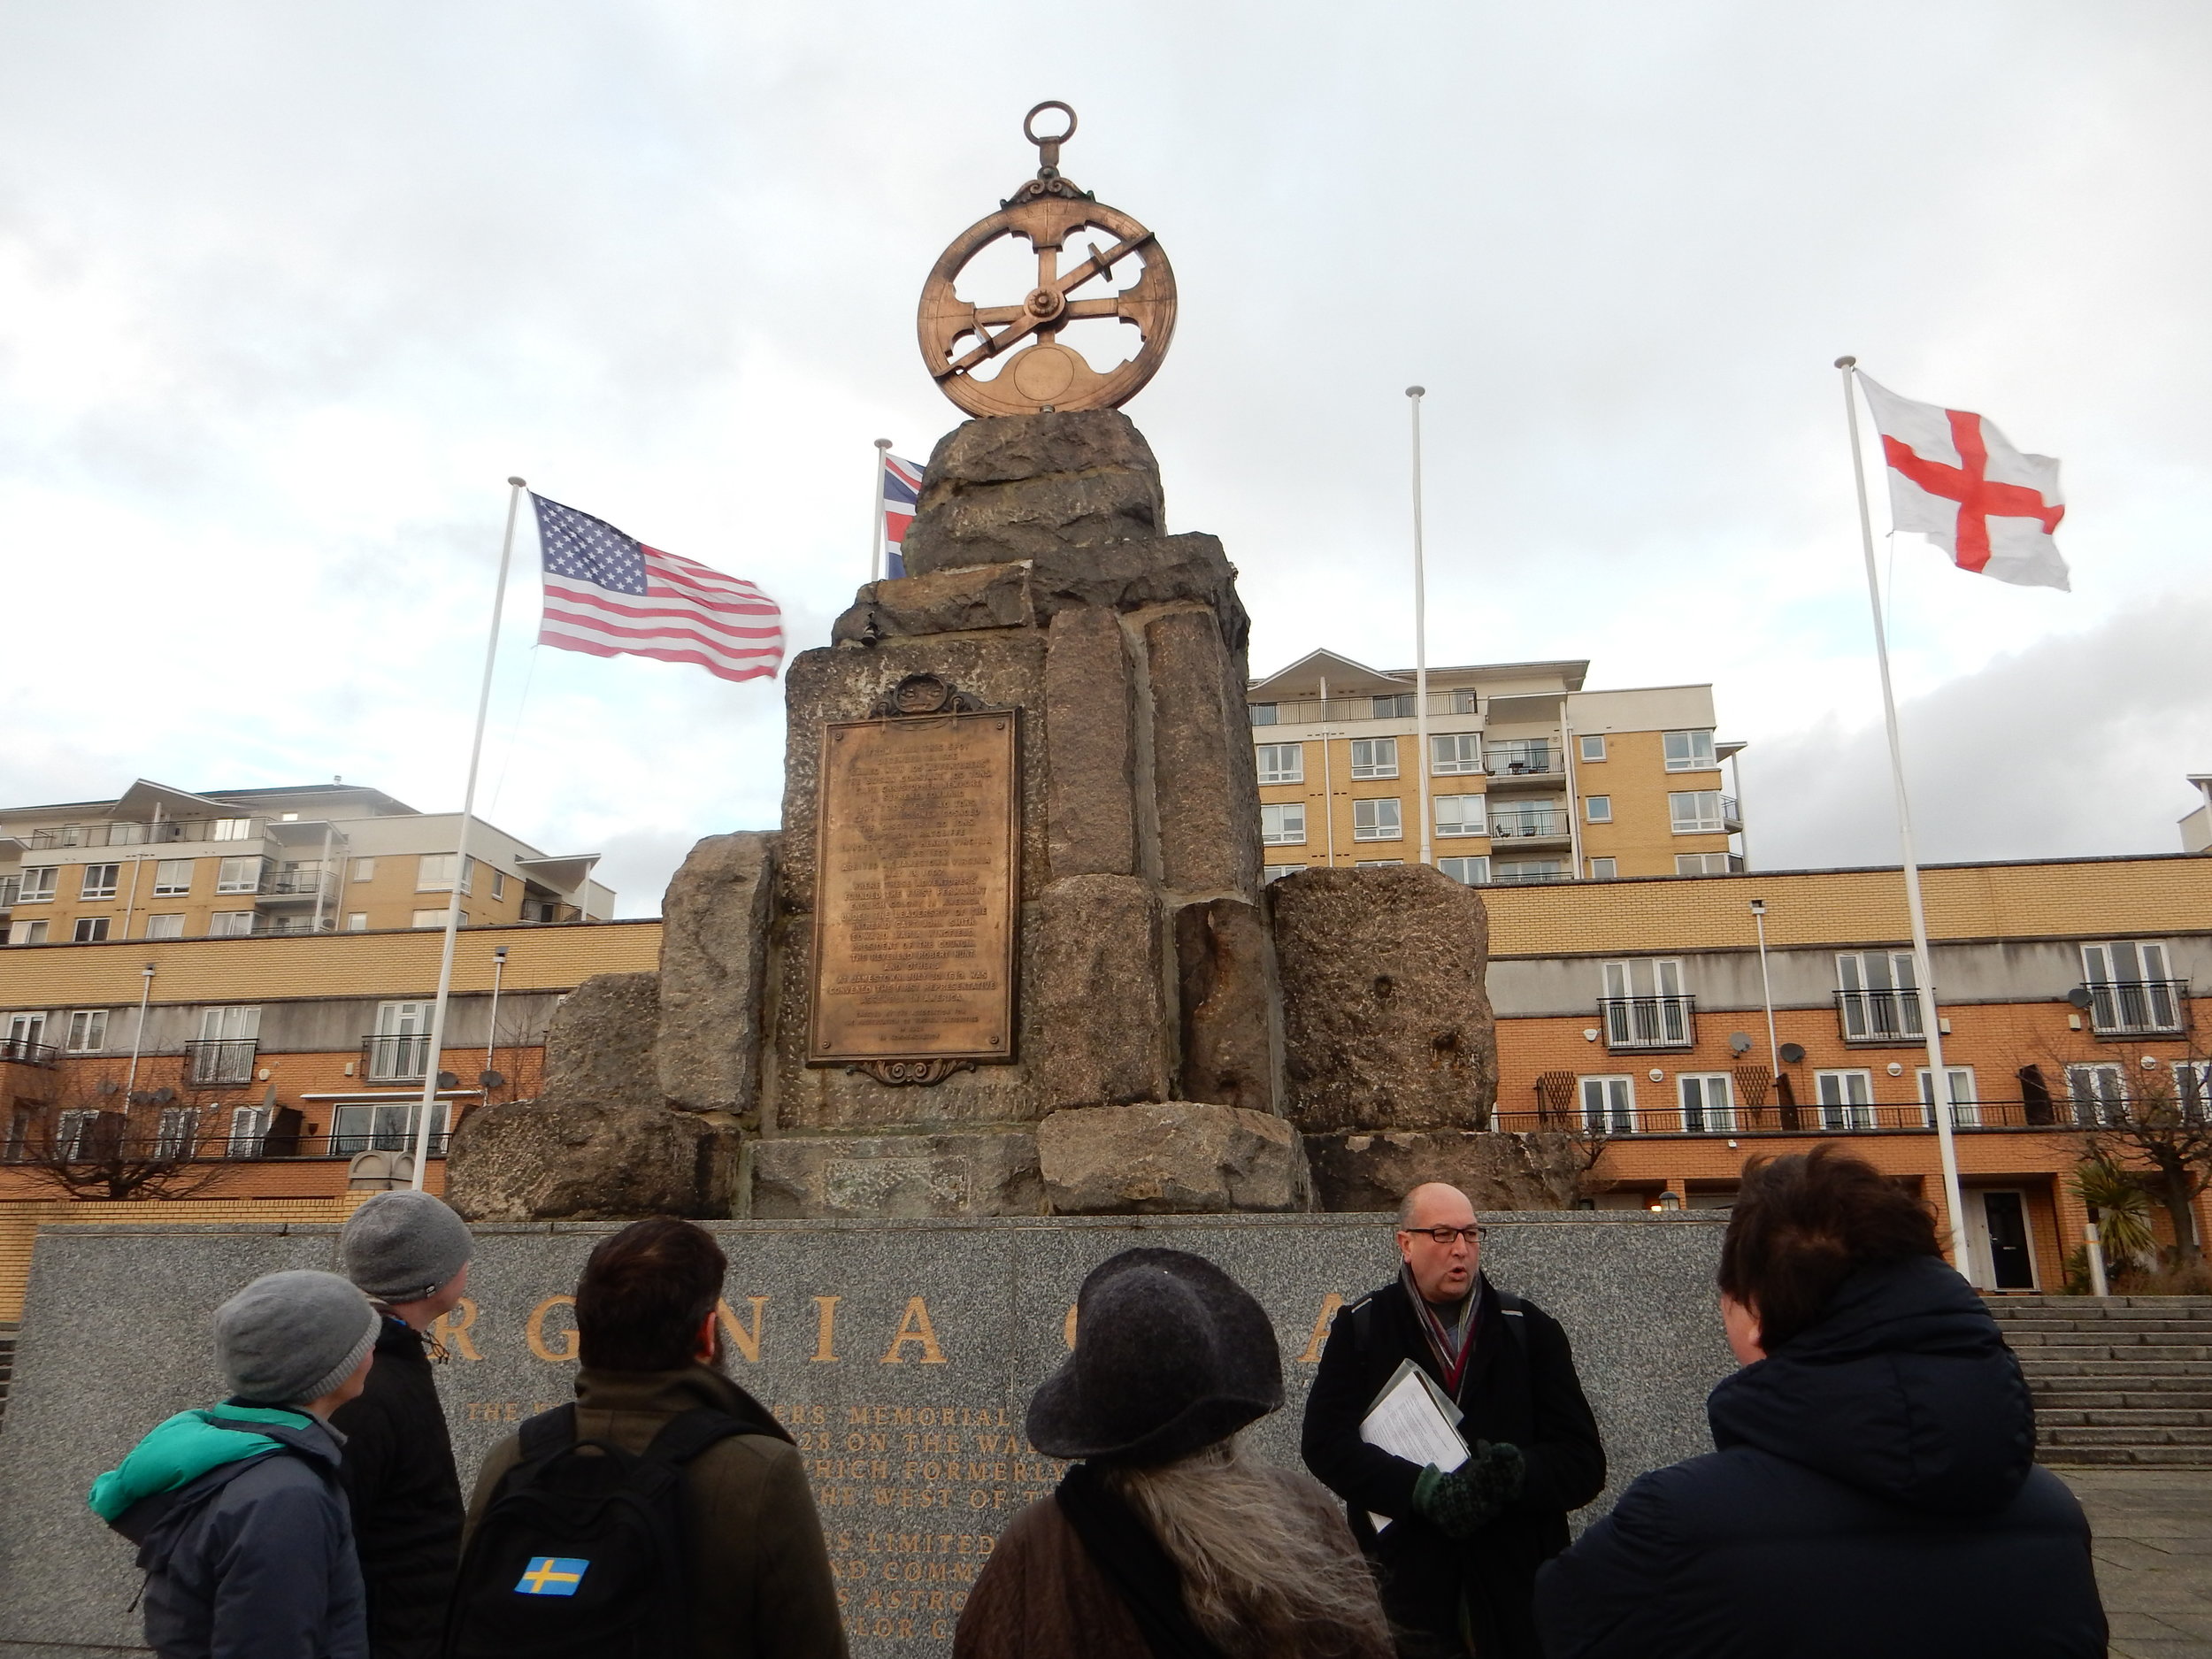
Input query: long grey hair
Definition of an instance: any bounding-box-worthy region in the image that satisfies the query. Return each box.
[1103,1437,1394,1659]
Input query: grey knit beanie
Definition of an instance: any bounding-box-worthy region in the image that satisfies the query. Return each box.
[214,1271,381,1406]
[342,1190,474,1302]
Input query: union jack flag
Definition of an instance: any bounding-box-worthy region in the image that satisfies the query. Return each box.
[882,453,923,579]
[532,495,783,684]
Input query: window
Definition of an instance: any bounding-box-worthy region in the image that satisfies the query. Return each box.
[417,853,473,894]
[189,1004,258,1081]
[1585,795,1612,823]
[1668,791,1728,833]
[413,908,468,929]
[1434,795,1486,839]
[152,859,193,895]
[1431,734,1482,775]
[1260,803,1307,847]
[1679,1074,1734,1133]
[79,864,119,899]
[1352,798,1402,841]
[1489,739,1555,777]
[1837,951,1922,1041]
[1493,859,1567,884]
[2080,941,2181,1034]
[1579,1076,1636,1133]
[1256,743,1304,785]
[1355,859,1403,868]
[73,918,111,942]
[1918,1067,1980,1129]
[55,1109,102,1160]
[1439,856,1490,886]
[1578,734,1607,763]
[143,914,184,940]
[19,868,57,902]
[490,871,507,901]
[1602,960,1690,1048]
[215,856,265,895]
[351,857,377,881]
[1248,703,1279,727]
[1663,730,1717,772]
[1450,687,1479,714]
[227,1105,273,1157]
[1371,693,1416,718]
[107,822,147,845]
[7,1011,49,1050]
[369,1002,433,1082]
[1263,864,1307,883]
[154,1108,198,1160]
[1675,853,1737,876]
[347,912,369,931]
[13,920,48,945]
[2067,1064,2128,1127]
[1489,804,1563,839]
[1349,738,1399,780]
[1589,857,1617,879]
[211,818,255,841]
[2174,1062,2212,1119]
[1815,1069,1876,1130]
[331,1100,449,1156]
[65,1010,107,1053]
[200,1005,262,1042]
[0,877,14,907]
[207,912,257,937]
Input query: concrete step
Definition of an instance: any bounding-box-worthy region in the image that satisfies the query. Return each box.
[2003,1325,2212,1343]
[2016,1344,2212,1363]
[2034,1409,2212,1428]
[2034,1444,2212,1468]
[2015,1358,2212,1379]
[1986,1296,2212,1312]
[2033,1388,2212,1410]
[2039,1424,2212,1448]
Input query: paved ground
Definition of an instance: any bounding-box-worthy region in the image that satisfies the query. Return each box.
[2062,1470,2212,1658]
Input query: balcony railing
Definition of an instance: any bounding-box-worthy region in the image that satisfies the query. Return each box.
[0,1037,58,1067]
[1486,745,1565,780]
[2081,979,2189,1037]
[1488,865,1572,886]
[1249,692,1480,726]
[1835,988,1924,1043]
[1599,996,1696,1050]
[184,1039,258,1087]
[1488,812,1569,841]
[257,871,337,901]
[0,1128,447,1164]
[27,818,266,850]
[362,1033,434,1082]
[1502,1097,2073,1137]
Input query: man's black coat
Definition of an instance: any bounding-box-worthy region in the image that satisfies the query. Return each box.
[329,1317,464,1659]
[1302,1272,1605,1658]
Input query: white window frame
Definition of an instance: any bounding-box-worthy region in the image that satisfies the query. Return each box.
[370,1001,434,1081]
[65,1010,107,1053]
[1263,864,1306,884]
[1355,859,1403,868]
[55,1109,102,1160]
[1589,856,1617,879]
[2173,1061,2212,1120]
[1585,795,1612,823]
[346,912,369,932]
[7,1012,50,1048]
[1493,859,1566,883]
[80,864,119,899]
[2067,1063,2129,1127]
[1663,730,1717,772]
[151,859,193,895]
[211,818,256,841]
[227,1104,273,1157]
[1256,742,1305,785]
[331,1099,449,1156]
[143,914,185,940]
[351,857,376,881]
[1578,733,1607,763]
[413,908,468,929]
[13,920,48,946]
[18,867,57,903]
[1371,693,1416,720]
[1248,703,1279,727]
[1259,803,1307,847]
[1348,738,1399,780]
[1679,1073,1734,1133]
[73,918,111,943]
[1815,1069,1876,1131]
[2079,941,2179,1034]
[1668,791,1726,833]
[1352,798,1402,842]
[207,911,256,937]
[1579,1075,1636,1133]
[490,870,507,901]
[214,856,265,895]
[1675,853,1733,876]
[1917,1066,1980,1129]
[154,1107,199,1160]
[1837,951,1922,1040]
[416,853,474,895]
[1601,960,1688,1048]
[1439,856,1489,886]
[1431,733,1482,776]
[1433,795,1486,839]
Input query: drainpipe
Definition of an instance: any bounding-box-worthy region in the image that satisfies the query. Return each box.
[125,962,156,1098]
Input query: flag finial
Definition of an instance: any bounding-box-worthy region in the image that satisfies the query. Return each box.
[507,476,526,488]
[1833,356,1857,370]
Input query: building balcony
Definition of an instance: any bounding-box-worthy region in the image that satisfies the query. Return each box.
[361,1033,434,1083]
[184,1038,258,1087]
[1486,812,1571,848]
[1599,995,1696,1051]
[26,818,269,850]
[0,1124,448,1165]
[2079,979,2189,1038]
[1835,989,1926,1044]
[1502,1096,2065,1137]
[256,871,338,903]
[0,1037,58,1067]
[1484,745,1566,787]
[1487,863,1573,886]
[1249,691,1481,727]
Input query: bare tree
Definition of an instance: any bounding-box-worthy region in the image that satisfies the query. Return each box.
[2051,1039,2212,1269]
[8,1077,244,1202]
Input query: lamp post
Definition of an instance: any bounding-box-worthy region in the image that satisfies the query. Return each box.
[484,945,508,1088]
[125,962,157,1098]
[1749,901,1780,1080]
[1406,386,1432,868]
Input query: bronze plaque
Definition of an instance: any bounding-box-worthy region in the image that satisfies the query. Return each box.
[810,710,1019,1065]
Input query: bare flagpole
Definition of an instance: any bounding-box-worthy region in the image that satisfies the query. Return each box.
[410,477,527,1191]
[1407,387,1432,867]
[872,438,893,582]
[1836,357,1970,1269]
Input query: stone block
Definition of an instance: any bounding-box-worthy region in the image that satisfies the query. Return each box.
[901,411,1164,573]
[1045,604,1137,878]
[1271,865,1498,1133]
[1029,534,1248,650]
[657,832,776,1123]
[1174,897,1276,1114]
[1037,1102,1307,1214]
[539,971,662,1109]
[1304,1129,1586,1214]
[1035,874,1169,1110]
[748,1133,1042,1218]
[831,560,1035,645]
[444,1096,741,1221]
[1144,606,1260,897]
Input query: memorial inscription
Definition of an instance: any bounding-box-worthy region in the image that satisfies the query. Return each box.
[810,709,1020,1072]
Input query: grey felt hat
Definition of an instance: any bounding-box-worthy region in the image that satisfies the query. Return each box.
[342,1189,474,1302]
[214,1270,381,1406]
[1026,1248,1284,1466]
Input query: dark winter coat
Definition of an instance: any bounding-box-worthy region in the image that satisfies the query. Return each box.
[1301,1273,1606,1658]
[103,1406,368,1659]
[1533,1256,2108,1659]
[328,1317,463,1659]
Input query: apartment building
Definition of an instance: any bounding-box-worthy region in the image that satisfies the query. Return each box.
[1249,651,1745,886]
[2182,773,2212,854]
[0,780,615,948]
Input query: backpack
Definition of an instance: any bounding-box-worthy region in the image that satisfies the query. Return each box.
[442,1403,745,1659]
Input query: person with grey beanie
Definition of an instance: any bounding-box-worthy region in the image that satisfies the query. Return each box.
[89,1269,380,1659]
[332,1189,474,1659]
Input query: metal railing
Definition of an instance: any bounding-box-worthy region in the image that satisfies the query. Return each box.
[184,1039,258,1087]
[1248,692,1481,726]
[257,871,336,899]
[1835,989,1924,1043]
[0,1038,58,1067]
[361,1033,434,1082]
[27,819,266,850]
[1502,1097,2078,1137]
[0,1129,447,1164]
[1489,812,1568,840]
[1599,996,1697,1050]
[2081,979,2189,1037]
[1486,745,1565,779]
[1488,865,1572,885]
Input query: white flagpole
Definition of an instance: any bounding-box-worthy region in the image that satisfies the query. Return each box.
[1406,387,1432,867]
[1836,357,1970,1270]
[872,438,893,582]
[410,477,527,1191]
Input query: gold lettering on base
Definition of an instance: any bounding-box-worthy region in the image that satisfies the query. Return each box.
[882,1296,948,1364]
[1063,1303,1079,1351]
[432,1296,483,1362]
[1298,1294,1347,1364]
[526,1294,580,1363]
[812,1295,843,1363]
[718,1295,769,1364]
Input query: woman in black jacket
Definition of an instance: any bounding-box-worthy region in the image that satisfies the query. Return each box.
[1534,1146,2106,1659]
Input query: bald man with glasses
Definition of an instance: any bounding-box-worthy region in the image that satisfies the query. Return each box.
[1302,1183,1605,1659]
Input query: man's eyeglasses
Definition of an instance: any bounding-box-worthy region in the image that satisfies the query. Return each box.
[1403,1225,1480,1247]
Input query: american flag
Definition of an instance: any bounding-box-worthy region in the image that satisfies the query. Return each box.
[532,494,783,684]
[882,452,923,579]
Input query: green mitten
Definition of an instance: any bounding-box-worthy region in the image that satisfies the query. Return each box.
[1411,1442,1527,1540]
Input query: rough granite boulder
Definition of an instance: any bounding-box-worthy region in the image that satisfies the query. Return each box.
[444,1097,741,1221]
[748,1133,1043,1219]
[657,832,776,1124]
[1271,865,1497,1133]
[1175,897,1276,1115]
[536,971,664,1110]
[1034,873,1168,1110]
[1303,1129,1586,1214]
[899,410,1165,573]
[1037,1102,1308,1214]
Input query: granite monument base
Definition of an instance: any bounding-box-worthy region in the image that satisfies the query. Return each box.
[0,1213,1731,1659]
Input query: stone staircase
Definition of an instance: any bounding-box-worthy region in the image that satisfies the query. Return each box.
[1985,1295,2212,1467]
[0,1325,14,1433]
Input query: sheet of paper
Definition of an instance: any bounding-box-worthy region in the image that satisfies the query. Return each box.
[1358,1359,1469,1532]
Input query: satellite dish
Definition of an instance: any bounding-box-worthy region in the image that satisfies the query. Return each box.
[1778,1042,1807,1064]
[153,1087,176,1104]
[128,1090,155,1106]
[479,1070,506,1089]
[2065,987,2094,1010]
[436,1071,460,1090]
[1729,1032,1753,1055]
[95,1078,120,1095]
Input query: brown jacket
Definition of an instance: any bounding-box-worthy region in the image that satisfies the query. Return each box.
[954,1469,1384,1659]
[465,1365,847,1659]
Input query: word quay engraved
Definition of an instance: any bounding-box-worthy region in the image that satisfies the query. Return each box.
[810,708,1020,1075]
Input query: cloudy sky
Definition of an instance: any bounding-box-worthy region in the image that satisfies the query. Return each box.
[4,2,2208,913]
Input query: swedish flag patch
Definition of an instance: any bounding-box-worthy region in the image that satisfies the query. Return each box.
[516,1556,589,1596]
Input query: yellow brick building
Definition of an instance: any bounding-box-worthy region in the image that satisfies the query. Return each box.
[1248,651,1744,885]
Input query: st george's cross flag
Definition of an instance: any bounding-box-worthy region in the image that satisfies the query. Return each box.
[881,453,923,579]
[532,494,783,683]
[1857,377,2069,592]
